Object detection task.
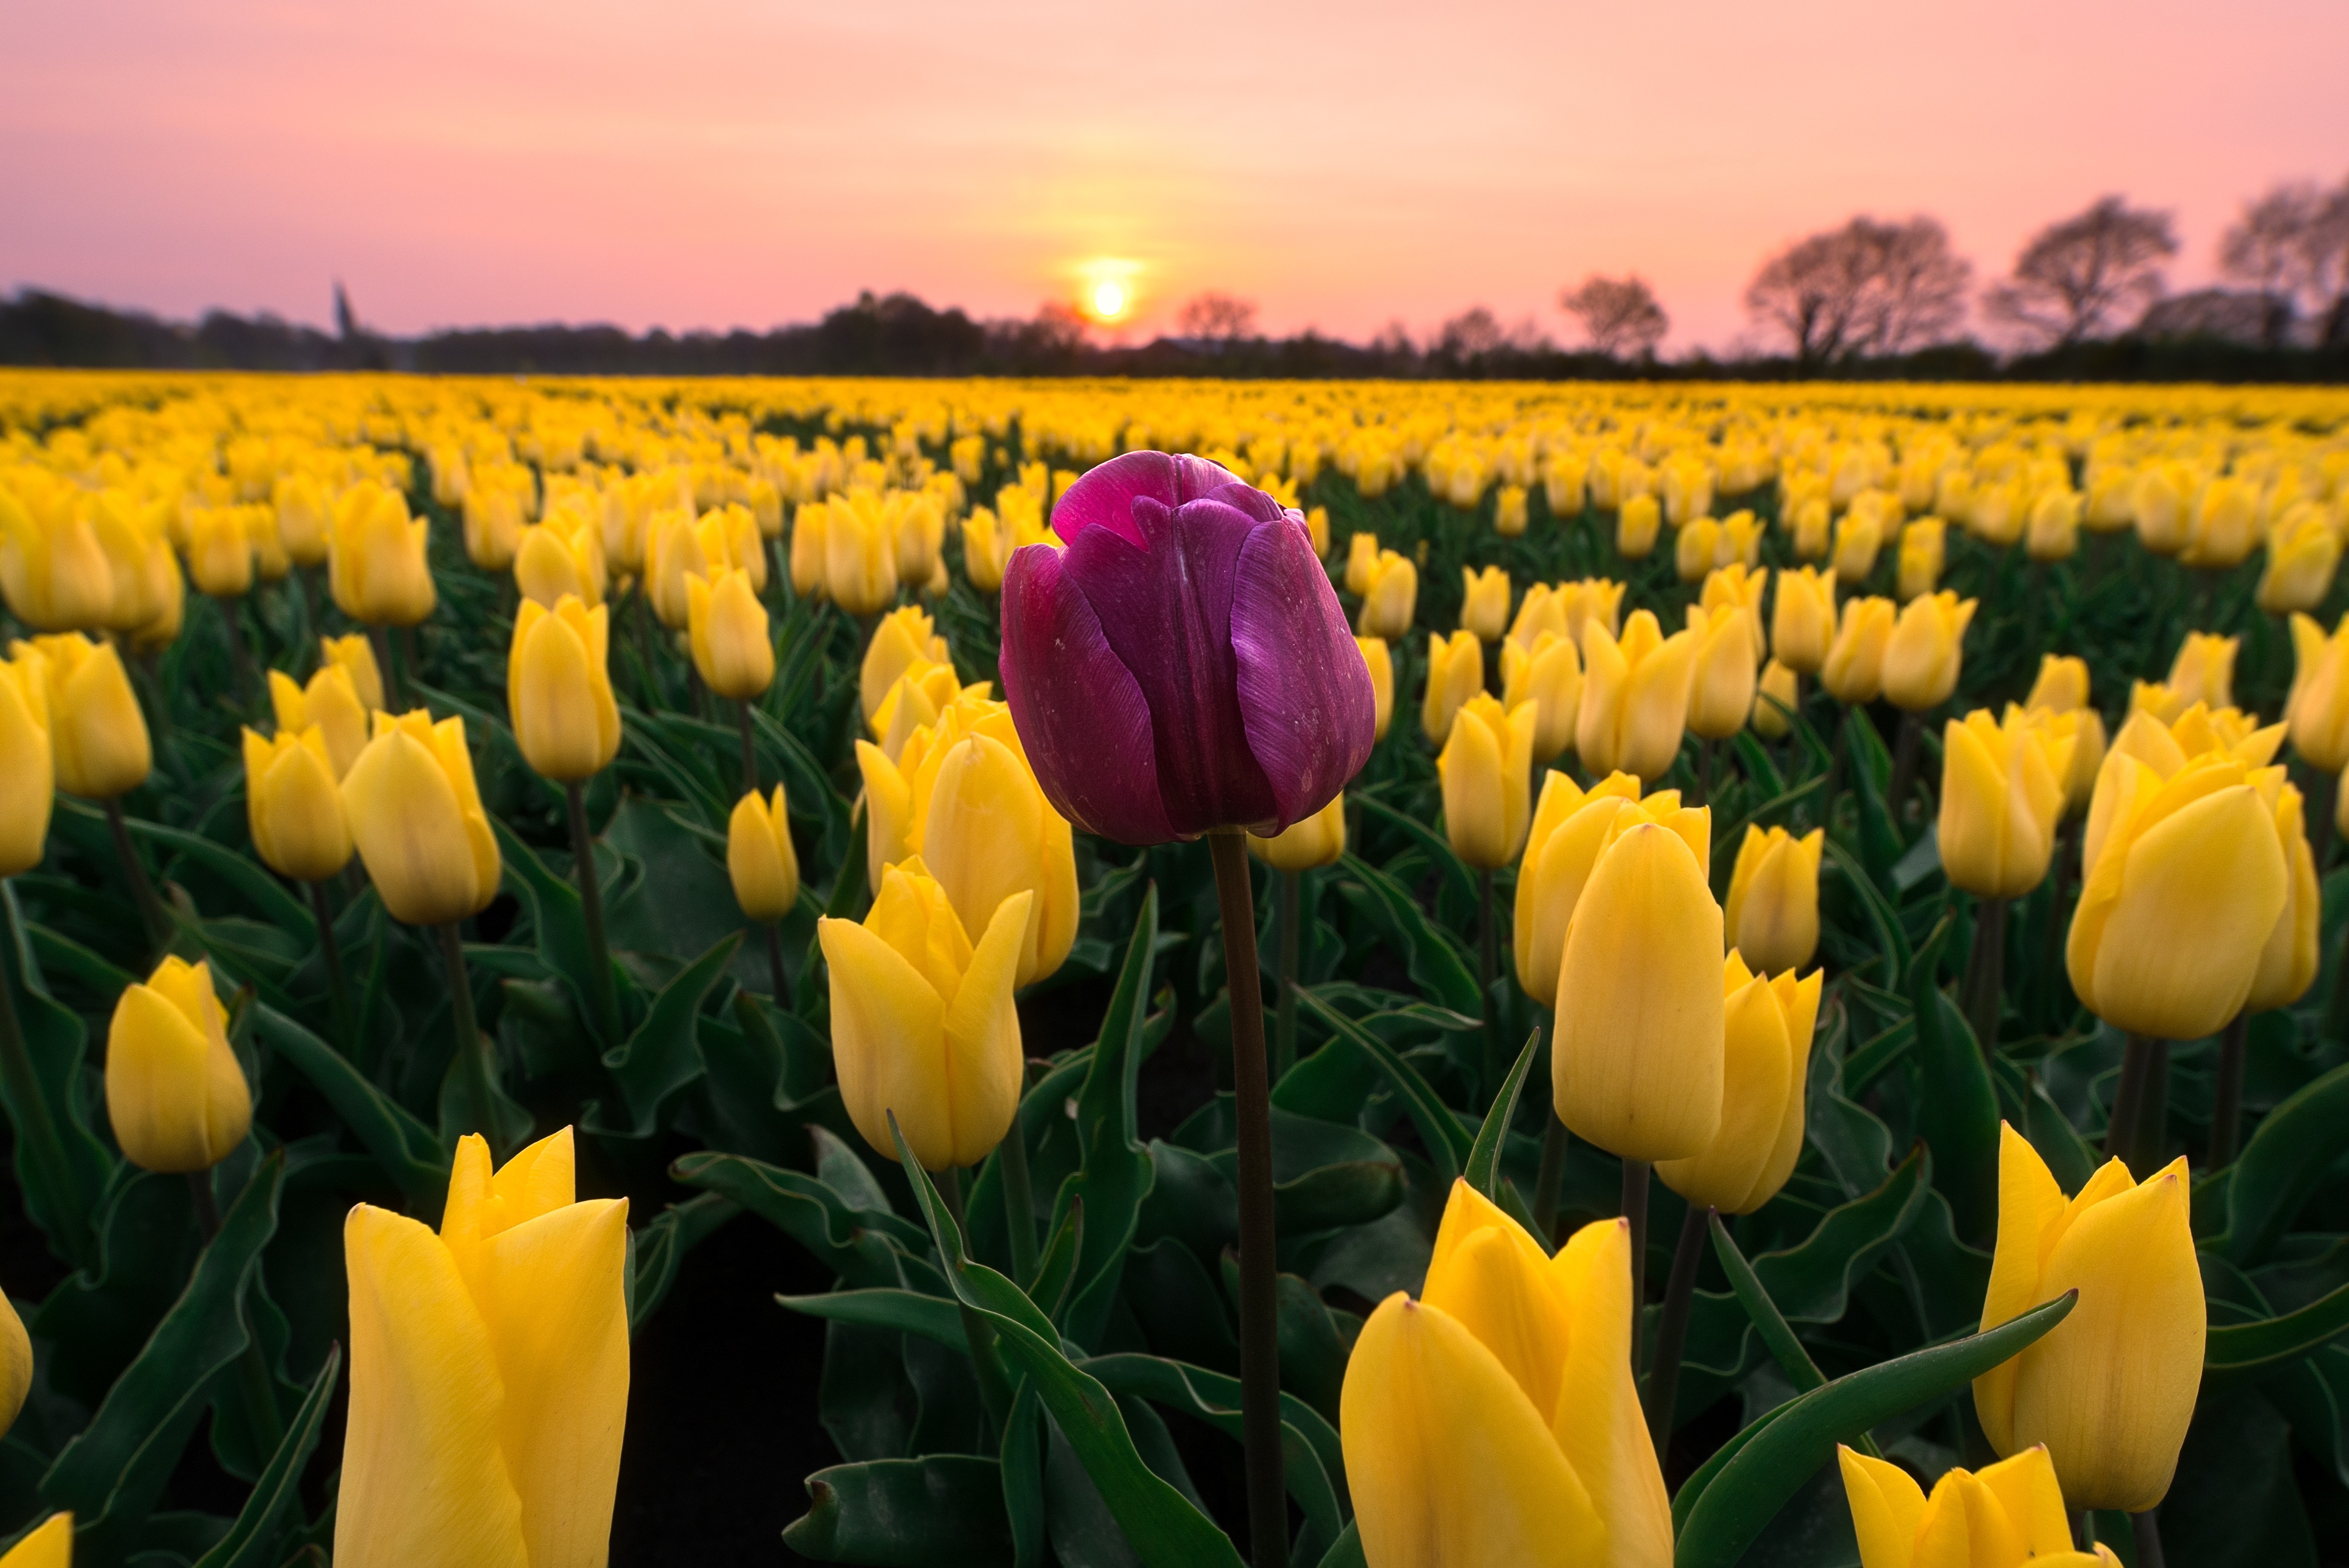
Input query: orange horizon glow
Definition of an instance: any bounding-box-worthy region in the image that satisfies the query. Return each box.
[3,1,2346,355]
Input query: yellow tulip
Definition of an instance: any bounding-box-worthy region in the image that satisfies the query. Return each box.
[1720,510,1764,570]
[274,470,330,567]
[0,1513,73,1567]
[1894,519,1944,602]
[912,730,1078,991]
[1839,1442,2118,1568]
[1345,532,1381,596]
[1421,630,1485,747]
[1751,660,1799,741]
[1459,566,1510,642]
[1939,709,2072,900]
[1616,492,1662,558]
[1250,791,1346,872]
[187,507,255,598]
[1357,550,1419,639]
[1577,609,1697,781]
[1770,566,1837,675]
[820,859,1031,1170]
[1555,814,1724,1161]
[513,518,606,610]
[1880,591,1977,711]
[321,633,386,712]
[336,1128,628,1568]
[242,726,353,882]
[824,492,902,615]
[2164,632,2237,713]
[1723,823,1823,977]
[508,597,621,781]
[461,487,527,573]
[2288,612,2349,772]
[2181,476,2259,569]
[1306,506,1331,556]
[1790,495,1832,560]
[1831,508,1883,583]
[686,570,774,702]
[2132,464,2191,556]
[2025,487,2081,562]
[342,711,503,928]
[1685,602,1757,741]
[1501,631,1581,763]
[1675,517,1721,583]
[2243,775,2319,1012]
[2068,748,2288,1040]
[269,665,367,781]
[1976,1127,2202,1512]
[2257,509,2341,615]
[0,652,54,877]
[1514,773,1699,1009]
[1357,637,1394,741]
[727,786,801,922]
[1657,956,1822,1214]
[962,507,1008,593]
[1554,578,1625,650]
[703,501,769,592]
[327,482,435,628]
[1438,695,1537,870]
[104,956,252,1173]
[17,634,149,800]
[2127,680,2187,726]
[1820,595,1897,705]
[2025,700,2105,818]
[861,606,950,726]
[0,1288,26,1438]
[0,497,113,632]
[1699,564,1768,666]
[128,531,184,651]
[789,500,829,600]
[1340,1183,1670,1568]
[641,508,706,630]
[2025,654,2089,715]
[1493,485,1529,537]
[871,660,978,763]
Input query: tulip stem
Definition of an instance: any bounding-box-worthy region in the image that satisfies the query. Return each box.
[2038,823,2074,1029]
[2210,1011,2251,1170]
[368,626,400,709]
[998,1096,1039,1287]
[936,1166,1014,1429]
[292,569,321,664]
[104,799,171,954]
[2133,1508,2165,1568]
[187,1170,222,1238]
[1645,1204,1709,1460]
[1206,829,1291,1568]
[1622,1158,1651,1369]
[1478,869,1500,1109]
[188,1171,290,1466]
[216,596,254,699]
[1962,897,2007,1056]
[1693,737,1714,808]
[1533,1111,1568,1246]
[762,921,787,1002]
[1275,870,1300,1082]
[2310,771,2336,876]
[736,699,759,795]
[564,781,627,1049]
[437,923,499,1147]
[1886,710,1923,831]
[0,883,92,1270]
[2105,1034,2170,1178]
[307,879,356,1060]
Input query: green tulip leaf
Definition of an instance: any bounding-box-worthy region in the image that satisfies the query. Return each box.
[0,895,114,1271]
[585,929,740,1142]
[1003,1377,1048,1568]
[2215,1061,2349,1268]
[780,1285,966,1349]
[492,816,633,1046]
[783,1454,1017,1567]
[1905,915,1999,1241]
[1672,1289,2078,1568]
[1297,984,1472,1187]
[1313,1521,1366,1568]
[1706,1214,1882,1460]
[251,1004,450,1212]
[189,1342,341,1568]
[1465,1027,1539,1202]
[1820,839,1909,991]
[2206,1277,2349,1374]
[1333,853,1481,1016]
[672,1149,941,1292]
[109,811,313,936]
[625,1190,741,1333]
[1351,794,1477,915]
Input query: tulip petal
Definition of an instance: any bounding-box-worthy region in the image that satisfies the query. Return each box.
[1223,512,1376,832]
[939,888,1032,1167]
[1838,1445,1925,1568]
[1000,542,1176,845]
[1973,1445,2076,1558]
[1341,1295,1605,1568]
[1422,1182,1571,1418]
[818,915,954,1170]
[1049,451,1246,548]
[1548,1217,1674,1568]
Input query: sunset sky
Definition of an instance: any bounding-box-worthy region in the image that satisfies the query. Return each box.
[4,0,2345,354]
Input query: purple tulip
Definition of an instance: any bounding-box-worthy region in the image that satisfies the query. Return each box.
[999,452,1375,845]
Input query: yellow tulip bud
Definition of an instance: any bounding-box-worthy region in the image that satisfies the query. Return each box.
[1770,566,1837,675]
[1438,695,1537,870]
[1657,955,1821,1214]
[824,491,901,615]
[128,531,184,652]
[0,1284,30,1445]
[686,570,774,702]
[1250,791,1346,872]
[508,597,622,781]
[1340,1185,1669,1568]
[1616,492,1661,558]
[513,518,606,610]
[104,956,252,1173]
[2256,509,2341,615]
[0,1513,73,1567]
[962,507,1008,593]
[2248,778,2320,1013]
[461,487,527,572]
[2165,632,2237,713]
[1685,602,1757,741]
[321,633,386,713]
[1357,551,1418,639]
[1675,517,1721,583]
[789,500,829,600]
[269,664,368,781]
[1700,564,1768,665]
[1305,506,1331,555]
[1514,772,1700,1009]
[1895,519,1945,603]
[0,652,54,877]
[917,731,1078,990]
[1976,1127,2202,1511]
[327,483,435,628]
[1500,631,1581,763]
[1791,495,1832,560]
[17,634,150,800]
[1555,816,1724,1161]
[1421,630,1485,747]
[2288,612,2349,771]
[727,786,801,922]
[1493,485,1528,538]
[336,1129,628,1568]
[187,507,255,599]
[0,497,114,632]
[2025,487,2081,563]
[1880,591,1977,712]
[2068,750,2288,1039]
[1576,609,1696,782]
[274,470,329,567]
[870,660,976,763]
[1723,823,1823,976]
[1357,637,1394,742]
[1345,532,1381,596]
[642,508,705,631]
[820,860,1030,1170]
[1938,709,2072,899]
[1554,578,1624,649]
[242,726,353,882]
[2025,654,2090,715]
[1831,508,1883,583]
[342,711,503,928]
[1752,660,1799,741]
[2181,476,2258,569]
[1459,566,1510,642]
[861,606,950,726]
[1839,1441,2116,1568]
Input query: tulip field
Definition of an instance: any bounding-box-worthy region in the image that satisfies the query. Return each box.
[5,370,2349,1568]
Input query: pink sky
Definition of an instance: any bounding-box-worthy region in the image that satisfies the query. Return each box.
[4,0,2345,354]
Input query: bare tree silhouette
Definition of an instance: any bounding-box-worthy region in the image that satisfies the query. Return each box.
[1744,216,1971,367]
[1176,291,1260,342]
[1983,196,2177,347]
[1558,275,1669,359]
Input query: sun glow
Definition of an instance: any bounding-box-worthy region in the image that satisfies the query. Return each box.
[1090,278,1128,319]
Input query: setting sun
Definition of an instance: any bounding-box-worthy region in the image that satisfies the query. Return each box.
[1089,278,1127,319]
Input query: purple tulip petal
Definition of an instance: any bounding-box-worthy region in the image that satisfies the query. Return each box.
[1051,451,1249,547]
[1065,495,1279,836]
[1206,482,1288,523]
[1000,543,1177,845]
[1231,514,1377,832]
